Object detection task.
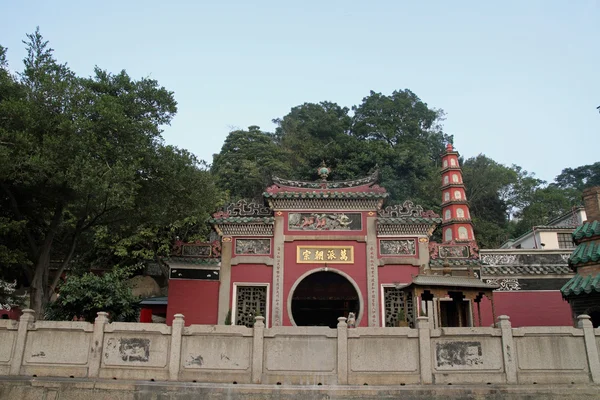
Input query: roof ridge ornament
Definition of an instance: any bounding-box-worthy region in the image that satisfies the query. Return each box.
[318,161,331,181]
[212,199,272,218]
[270,167,380,190]
[378,200,440,218]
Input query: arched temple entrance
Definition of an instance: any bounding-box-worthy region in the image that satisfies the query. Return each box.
[290,271,360,328]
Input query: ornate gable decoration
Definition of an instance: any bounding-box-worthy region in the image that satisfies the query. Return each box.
[212,199,272,218]
[378,200,440,219]
[271,169,379,190]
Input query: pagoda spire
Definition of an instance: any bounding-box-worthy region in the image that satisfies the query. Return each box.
[440,143,475,243]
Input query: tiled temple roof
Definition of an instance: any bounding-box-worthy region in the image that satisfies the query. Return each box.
[378,217,442,225]
[569,240,600,265]
[429,259,481,267]
[262,191,388,199]
[561,273,600,296]
[208,216,275,224]
[573,220,600,242]
[482,265,572,276]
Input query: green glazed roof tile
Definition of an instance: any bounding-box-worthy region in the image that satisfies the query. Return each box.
[262,191,389,199]
[165,257,221,265]
[429,259,481,267]
[208,217,275,224]
[378,217,442,225]
[569,239,600,265]
[561,273,600,296]
[572,220,600,242]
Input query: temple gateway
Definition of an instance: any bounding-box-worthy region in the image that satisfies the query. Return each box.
[163,144,511,328]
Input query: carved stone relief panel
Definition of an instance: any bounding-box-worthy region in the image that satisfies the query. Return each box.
[235,239,271,255]
[438,245,469,258]
[288,212,362,231]
[380,239,416,256]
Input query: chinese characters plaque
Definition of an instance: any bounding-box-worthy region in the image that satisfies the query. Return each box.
[296,246,354,264]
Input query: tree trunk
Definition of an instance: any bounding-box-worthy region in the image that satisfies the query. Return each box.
[29,202,64,319]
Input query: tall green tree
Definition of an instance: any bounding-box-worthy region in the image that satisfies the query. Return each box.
[0,29,220,317]
[211,126,292,201]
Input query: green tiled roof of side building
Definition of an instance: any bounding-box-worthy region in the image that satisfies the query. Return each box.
[572,220,600,242]
[561,273,600,296]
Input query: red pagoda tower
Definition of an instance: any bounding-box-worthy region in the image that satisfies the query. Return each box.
[440,143,475,243]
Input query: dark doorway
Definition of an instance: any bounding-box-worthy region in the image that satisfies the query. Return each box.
[440,292,471,327]
[291,271,359,328]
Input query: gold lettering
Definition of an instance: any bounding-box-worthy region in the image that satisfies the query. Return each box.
[315,250,324,261]
[327,250,336,260]
[340,249,348,261]
[302,249,312,260]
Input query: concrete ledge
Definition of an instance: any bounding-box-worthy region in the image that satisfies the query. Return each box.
[1,376,599,400]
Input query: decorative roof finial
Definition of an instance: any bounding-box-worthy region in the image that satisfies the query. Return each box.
[446,143,454,152]
[318,161,331,181]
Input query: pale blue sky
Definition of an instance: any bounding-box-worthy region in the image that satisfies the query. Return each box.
[1,1,598,182]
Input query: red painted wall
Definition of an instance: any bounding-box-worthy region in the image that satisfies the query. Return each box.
[477,291,573,327]
[282,240,368,327]
[167,280,219,326]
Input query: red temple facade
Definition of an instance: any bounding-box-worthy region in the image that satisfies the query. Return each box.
[164,145,574,328]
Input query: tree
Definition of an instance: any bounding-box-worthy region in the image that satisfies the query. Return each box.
[461,155,518,247]
[554,162,600,193]
[211,126,292,201]
[0,29,221,317]
[45,266,140,322]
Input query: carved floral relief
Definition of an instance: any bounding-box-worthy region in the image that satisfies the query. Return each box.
[288,213,362,231]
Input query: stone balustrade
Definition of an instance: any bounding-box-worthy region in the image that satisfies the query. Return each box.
[1,310,599,385]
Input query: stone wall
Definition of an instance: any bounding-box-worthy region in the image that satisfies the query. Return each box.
[1,311,599,385]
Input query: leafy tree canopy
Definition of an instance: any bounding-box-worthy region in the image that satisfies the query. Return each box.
[0,29,222,317]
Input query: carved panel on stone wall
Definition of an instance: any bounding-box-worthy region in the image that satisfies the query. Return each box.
[379,239,416,256]
[235,286,267,328]
[438,245,469,258]
[288,212,361,231]
[485,278,521,291]
[436,341,483,367]
[181,244,212,257]
[235,239,271,255]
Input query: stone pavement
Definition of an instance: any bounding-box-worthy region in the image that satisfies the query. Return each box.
[1,376,598,400]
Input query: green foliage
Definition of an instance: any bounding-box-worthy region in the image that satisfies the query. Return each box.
[224,309,232,325]
[0,29,222,316]
[45,266,140,322]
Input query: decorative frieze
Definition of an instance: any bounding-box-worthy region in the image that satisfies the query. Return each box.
[380,239,416,256]
[480,254,517,266]
[235,239,271,255]
[377,224,431,236]
[379,200,439,218]
[288,212,361,231]
[485,278,521,291]
[266,198,383,211]
[213,199,272,218]
[217,224,273,237]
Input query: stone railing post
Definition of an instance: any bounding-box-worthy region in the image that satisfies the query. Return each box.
[417,316,432,384]
[169,314,185,381]
[10,309,35,375]
[252,316,265,384]
[577,314,600,383]
[498,315,517,383]
[88,311,109,377]
[337,317,348,385]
